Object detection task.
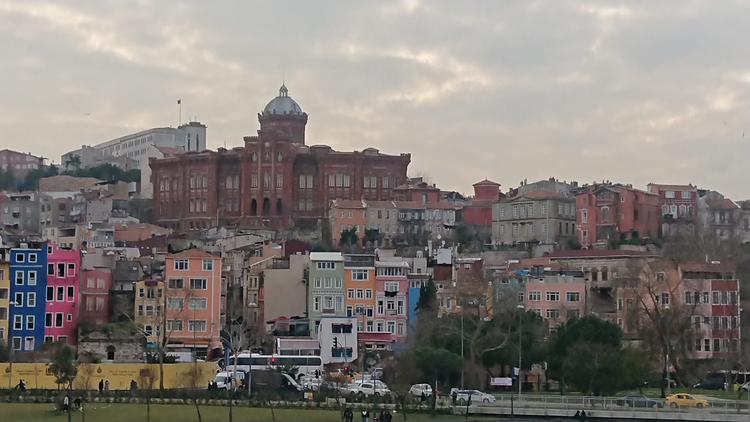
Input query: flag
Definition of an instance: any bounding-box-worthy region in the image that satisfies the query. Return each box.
[177,99,181,105]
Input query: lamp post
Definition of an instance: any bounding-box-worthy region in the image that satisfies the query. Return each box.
[517,304,525,398]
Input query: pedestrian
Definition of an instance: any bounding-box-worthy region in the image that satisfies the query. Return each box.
[130,379,138,396]
[74,397,82,410]
[98,379,104,393]
[63,395,70,412]
[451,390,457,405]
[420,391,426,403]
[104,379,110,392]
[361,409,369,422]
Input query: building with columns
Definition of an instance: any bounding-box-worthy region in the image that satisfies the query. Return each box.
[150,85,411,231]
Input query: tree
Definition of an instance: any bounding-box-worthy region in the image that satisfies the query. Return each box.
[339,227,359,250]
[547,315,623,395]
[416,280,438,313]
[413,347,462,387]
[64,154,81,171]
[49,343,78,390]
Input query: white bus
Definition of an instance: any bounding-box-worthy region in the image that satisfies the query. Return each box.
[226,353,323,380]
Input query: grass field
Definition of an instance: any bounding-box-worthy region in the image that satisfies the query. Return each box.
[0,403,466,422]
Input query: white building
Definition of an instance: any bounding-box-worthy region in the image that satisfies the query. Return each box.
[317,316,358,365]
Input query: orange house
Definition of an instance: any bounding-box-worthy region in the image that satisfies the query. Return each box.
[343,254,376,332]
[164,249,222,360]
[330,199,367,246]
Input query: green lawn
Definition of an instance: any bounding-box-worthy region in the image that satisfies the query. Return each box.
[0,403,467,422]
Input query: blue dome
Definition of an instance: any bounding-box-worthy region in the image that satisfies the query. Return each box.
[263,84,303,115]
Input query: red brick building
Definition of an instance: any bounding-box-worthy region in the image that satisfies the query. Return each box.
[150,85,410,231]
[647,183,698,237]
[575,184,660,248]
[463,179,501,227]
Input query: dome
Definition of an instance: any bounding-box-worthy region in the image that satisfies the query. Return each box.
[263,84,303,116]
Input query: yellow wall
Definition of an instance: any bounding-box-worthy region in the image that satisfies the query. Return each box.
[0,362,216,390]
[0,262,9,344]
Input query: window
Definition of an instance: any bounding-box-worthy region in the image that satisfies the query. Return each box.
[546,309,560,320]
[712,291,720,304]
[26,315,35,330]
[167,320,183,331]
[13,315,22,330]
[16,254,24,263]
[27,271,36,285]
[55,313,63,327]
[665,191,675,199]
[174,259,189,270]
[167,298,184,310]
[316,261,336,270]
[189,298,208,310]
[387,321,396,334]
[67,263,75,277]
[356,289,364,299]
[14,292,23,307]
[47,264,54,276]
[57,287,64,301]
[580,209,588,224]
[685,291,693,304]
[57,263,65,278]
[189,320,207,332]
[27,292,36,307]
[528,291,541,301]
[14,271,23,285]
[681,191,691,199]
[67,286,74,301]
[28,253,37,263]
[352,269,368,280]
[713,338,720,352]
[660,293,670,305]
[24,337,34,351]
[168,278,184,289]
[546,291,560,301]
[566,292,580,302]
[202,259,214,271]
[347,289,355,299]
[313,296,321,312]
[365,289,373,299]
[190,279,207,290]
[45,313,53,327]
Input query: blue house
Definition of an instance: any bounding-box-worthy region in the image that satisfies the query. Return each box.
[9,243,47,352]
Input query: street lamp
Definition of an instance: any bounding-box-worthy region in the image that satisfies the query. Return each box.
[517,304,525,398]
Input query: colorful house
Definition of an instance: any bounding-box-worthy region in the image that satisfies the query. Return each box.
[45,244,80,345]
[0,246,10,344]
[308,252,345,335]
[80,267,112,326]
[9,243,47,351]
[374,259,409,342]
[343,254,376,332]
[163,249,222,360]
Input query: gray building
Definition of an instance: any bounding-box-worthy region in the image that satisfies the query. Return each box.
[263,253,310,326]
[492,192,576,249]
[1,192,40,234]
[308,252,345,335]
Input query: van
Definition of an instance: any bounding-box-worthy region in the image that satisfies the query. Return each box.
[213,371,247,391]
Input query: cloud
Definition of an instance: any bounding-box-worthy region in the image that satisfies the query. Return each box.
[0,0,749,199]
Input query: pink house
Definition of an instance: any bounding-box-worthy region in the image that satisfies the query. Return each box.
[524,275,586,334]
[374,259,410,342]
[45,244,81,345]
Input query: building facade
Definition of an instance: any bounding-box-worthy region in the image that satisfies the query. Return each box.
[9,243,47,351]
[44,244,80,345]
[0,247,10,343]
[343,254,376,332]
[492,192,576,246]
[374,259,409,342]
[524,274,586,334]
[150,85,410,231]
[647,183,698,238]
[163,249,223,360]
[0,149,43,177]
[308,252,345,335]
[463,179,501,227]
[1,193,40,234]
[575,184,660,248]
[80,267,112,326]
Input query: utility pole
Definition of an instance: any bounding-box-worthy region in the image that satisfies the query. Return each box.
[517,304,525,398]
[460,300,464,390]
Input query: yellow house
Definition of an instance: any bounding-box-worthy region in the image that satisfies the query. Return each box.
[0,247,10,345]
[133,278,165,346]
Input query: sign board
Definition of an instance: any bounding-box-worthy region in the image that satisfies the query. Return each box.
[490,377,512,386]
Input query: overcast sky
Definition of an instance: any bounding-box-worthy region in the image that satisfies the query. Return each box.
[1,0,749,198]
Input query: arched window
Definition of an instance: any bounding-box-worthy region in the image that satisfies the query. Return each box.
[276,199,283,215]
[263,198,271,216]
[106,345,116,360]
[251,199,257,216]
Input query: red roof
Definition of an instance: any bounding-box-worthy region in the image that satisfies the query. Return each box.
[169,248,217,259]
[708,198,738,210]
[473,179,500,187]
[679,261,735,274]
[547,249,654,259]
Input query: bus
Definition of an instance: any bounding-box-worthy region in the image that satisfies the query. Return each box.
[226,353,323,381]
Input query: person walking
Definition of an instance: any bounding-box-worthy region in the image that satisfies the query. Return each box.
[63,395,70,412]
[104,379,110,392]
[361,409,369,422]
[98,379,104,393]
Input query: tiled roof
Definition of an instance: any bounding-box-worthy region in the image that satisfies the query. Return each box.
[547,249,654,259]
[647,183,696,191]
[115,223,171,242]
[679,261,735,273]
[502,191,568,202]
[473,179,500,187]
[708,198,738,210]
[169,248,217,259]
[39,175,103,192]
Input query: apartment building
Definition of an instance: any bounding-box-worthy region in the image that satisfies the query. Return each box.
[44,244,80,345]
[374,259,409,342]
[308,252,345,335]
[343,254,376,332]
[0,247,10,343]
[9,243,47,351]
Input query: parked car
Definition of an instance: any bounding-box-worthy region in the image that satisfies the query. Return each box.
[451,389,496,405]
[409,383,433,398]
[742,381,750,392]
[615,395,662,408]
[347,381,392,398]
[693,378,726,390]
[664,393,709,409]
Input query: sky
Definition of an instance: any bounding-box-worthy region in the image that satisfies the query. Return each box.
[1,0,750,198]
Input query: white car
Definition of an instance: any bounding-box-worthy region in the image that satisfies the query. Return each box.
[741,381,750,392]
[409,383,433,397]
[452,389,496,405]
[347,380,392,398]
[213,371,246,391]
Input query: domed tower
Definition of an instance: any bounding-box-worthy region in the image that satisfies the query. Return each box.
[258,84,308,144]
